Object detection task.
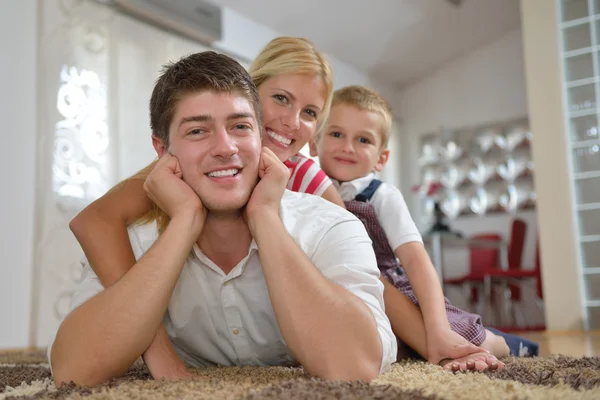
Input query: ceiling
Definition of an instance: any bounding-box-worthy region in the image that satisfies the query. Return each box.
[208,0,522,90]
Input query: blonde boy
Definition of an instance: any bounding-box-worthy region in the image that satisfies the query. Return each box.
[311,85,538,370]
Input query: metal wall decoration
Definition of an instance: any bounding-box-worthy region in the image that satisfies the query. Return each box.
[416,118,535,224]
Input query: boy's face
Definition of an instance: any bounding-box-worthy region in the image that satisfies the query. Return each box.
[153,91,262,213]
[316,103,389,182]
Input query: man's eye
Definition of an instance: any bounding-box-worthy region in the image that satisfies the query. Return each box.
[189,129,203,135]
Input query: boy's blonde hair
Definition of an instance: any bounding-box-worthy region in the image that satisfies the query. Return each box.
[330,85,393,149]
[128,37,334,233]
[248,36,334,134]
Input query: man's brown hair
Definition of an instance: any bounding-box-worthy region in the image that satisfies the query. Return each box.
[150,51,262,147]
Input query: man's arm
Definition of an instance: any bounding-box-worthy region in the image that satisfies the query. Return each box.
[250,214,392,381]
[70,178,190,381]
[51,214,200,386]
[52,154,204,386]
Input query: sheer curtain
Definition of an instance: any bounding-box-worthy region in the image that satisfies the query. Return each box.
[33,0,239,346]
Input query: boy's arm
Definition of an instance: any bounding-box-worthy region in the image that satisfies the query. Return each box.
[320,185,346,208]
[69,177,189,380]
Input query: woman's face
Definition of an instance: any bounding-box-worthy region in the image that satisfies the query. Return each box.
[258,73,327,161]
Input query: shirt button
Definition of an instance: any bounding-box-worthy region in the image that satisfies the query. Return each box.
[233,328,240,335]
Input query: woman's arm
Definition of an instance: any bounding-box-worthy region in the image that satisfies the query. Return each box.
[69,179,153,285]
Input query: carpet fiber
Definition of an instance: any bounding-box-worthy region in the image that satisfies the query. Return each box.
[1,351,599,399]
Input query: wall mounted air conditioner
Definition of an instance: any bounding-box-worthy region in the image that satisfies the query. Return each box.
[94,0,223,45]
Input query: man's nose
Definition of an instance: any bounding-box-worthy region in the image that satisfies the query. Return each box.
[211,128,238,158]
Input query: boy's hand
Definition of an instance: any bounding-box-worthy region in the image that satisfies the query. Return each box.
[428,329,504,372]
[245,147,290,229]
[144,153,206,232]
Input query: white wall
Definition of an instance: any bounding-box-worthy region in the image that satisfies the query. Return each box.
[393,28,541,317]
[0,0,38,348]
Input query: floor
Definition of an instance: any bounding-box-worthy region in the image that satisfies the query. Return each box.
[518,330,600,357]
[2,331,599,358]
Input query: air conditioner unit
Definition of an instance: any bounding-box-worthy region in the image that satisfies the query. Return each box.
[95,0,222,44]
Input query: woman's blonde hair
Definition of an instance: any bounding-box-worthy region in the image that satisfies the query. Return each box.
[131,37,334,233]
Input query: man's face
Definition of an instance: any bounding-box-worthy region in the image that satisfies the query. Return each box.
[157,91,261,213]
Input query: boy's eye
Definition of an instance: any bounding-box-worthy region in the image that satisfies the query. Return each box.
[273,94,288,103]
[358,137,371,144]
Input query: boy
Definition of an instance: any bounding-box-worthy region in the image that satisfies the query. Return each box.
[311,85,539,370]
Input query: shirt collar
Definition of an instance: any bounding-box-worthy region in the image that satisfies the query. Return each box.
[333,173,376,202]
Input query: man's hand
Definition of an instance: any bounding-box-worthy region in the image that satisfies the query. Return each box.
[245,147,290,229]
[144,153,206,233]
[428,328,504,372]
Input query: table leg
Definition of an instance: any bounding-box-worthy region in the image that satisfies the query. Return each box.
[431,233,445,292]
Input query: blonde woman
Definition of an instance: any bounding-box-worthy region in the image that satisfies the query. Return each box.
[68,37,345,380]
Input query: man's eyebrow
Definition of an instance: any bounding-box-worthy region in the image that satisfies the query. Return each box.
[179,114,212,127]
[227,112,255,121]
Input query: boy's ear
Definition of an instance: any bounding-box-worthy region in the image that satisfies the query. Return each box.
[308,138,319,157]
[152,135,168,157]
[373,148,390,172]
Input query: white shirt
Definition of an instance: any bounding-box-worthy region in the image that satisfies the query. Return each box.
[48,190,397,375]
[334,173,423,252]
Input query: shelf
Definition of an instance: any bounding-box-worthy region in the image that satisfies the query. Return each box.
[570,138,600,148]
[567,77,600,88]
[577,202,600,211]
[583,268,600,275]
[580,234,600,242]
[585,300,600,307]
[560,14,600,29]
[574,170,600,179]
[569,108,599,118]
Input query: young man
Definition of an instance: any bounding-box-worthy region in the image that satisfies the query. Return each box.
[48,53,396,386]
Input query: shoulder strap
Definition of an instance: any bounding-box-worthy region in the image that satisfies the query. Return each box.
[354,179,383,202]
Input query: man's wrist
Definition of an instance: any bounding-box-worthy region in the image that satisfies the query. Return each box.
[247,208,281,236]
[170,210,204,237]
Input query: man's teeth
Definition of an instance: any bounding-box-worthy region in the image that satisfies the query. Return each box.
[208,169,239,177]
[267,130,292,146]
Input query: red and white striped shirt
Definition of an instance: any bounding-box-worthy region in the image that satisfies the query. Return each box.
[283,154,332,196]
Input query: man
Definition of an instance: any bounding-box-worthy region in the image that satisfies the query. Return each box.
[49,51,396,386]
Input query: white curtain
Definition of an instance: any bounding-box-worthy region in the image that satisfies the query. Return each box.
[33,0,240,347]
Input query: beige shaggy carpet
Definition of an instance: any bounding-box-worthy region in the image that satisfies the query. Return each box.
[1,350,599,399]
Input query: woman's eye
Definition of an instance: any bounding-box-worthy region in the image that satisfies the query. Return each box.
[274,94,288,103]
[304,109,317,118]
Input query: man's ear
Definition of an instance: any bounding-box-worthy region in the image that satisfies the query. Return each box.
[308,138,319,157]
[373,148,390,172]
[152,135,168,157]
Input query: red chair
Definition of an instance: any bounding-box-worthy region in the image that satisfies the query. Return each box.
[443,234,502,311]
[481,230,546,330]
